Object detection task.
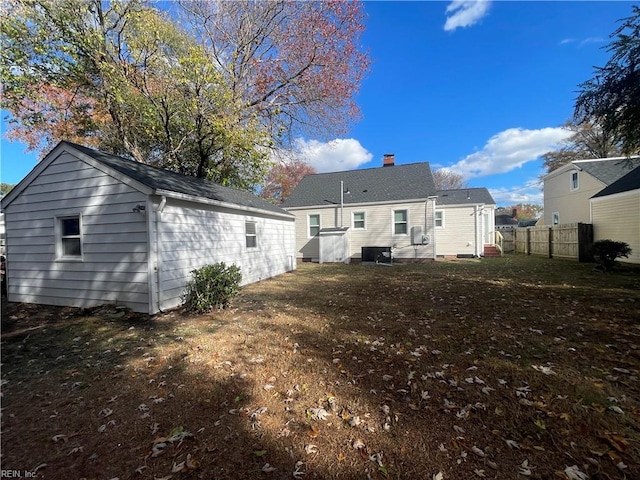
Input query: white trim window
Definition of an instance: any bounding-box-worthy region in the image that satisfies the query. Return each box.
[552,212,560,225]
[570,170,579,191]
[56,215,83,260]
[435,210,444,228]
[245,220,257,248]
[393,209,408,235]
[353,211,366,229]
[309,214,320,237]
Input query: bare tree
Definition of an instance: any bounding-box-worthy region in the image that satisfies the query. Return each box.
[433,169,468,190]
[541,119,625,173]
[179,0,371,146]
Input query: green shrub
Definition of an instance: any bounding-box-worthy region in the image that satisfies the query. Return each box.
[590,240,632,271]
[183,262,242,312]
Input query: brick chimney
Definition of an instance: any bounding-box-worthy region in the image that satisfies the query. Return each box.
[383,153,395,167]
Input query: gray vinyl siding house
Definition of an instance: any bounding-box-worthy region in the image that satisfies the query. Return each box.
[1,142,296,314]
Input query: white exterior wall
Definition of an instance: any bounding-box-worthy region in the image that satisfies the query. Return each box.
[156,198,296,311]
[287,200,436,261]
[436,204,487,257]
[4,152,150,311]
[0,213,5,255]
[591,190,640,264]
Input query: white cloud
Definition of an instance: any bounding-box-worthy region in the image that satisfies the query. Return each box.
[444,0,491,32]
[445,127,573,180]
[578,37,604,48]
[489,178,544,206]
[291,138,373,173]
[559,37,604,48]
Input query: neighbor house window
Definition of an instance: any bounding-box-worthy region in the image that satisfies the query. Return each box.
[552,212,560,225]
[309,214,320,237]
[57,215,82,259]
[393,209,408,235]
[245,221,257,248]
[570,171,579,190]
[353,212,366,229]
[435,210,444,228]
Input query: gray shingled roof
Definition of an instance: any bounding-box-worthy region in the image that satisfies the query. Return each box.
[495,214,518,226]
[64,142,291,216]
[592,164,640,198]
[281,163,436,207]
[435,188,495,205]
[577,157,640,186]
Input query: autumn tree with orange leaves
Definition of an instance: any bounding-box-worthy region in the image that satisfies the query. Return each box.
[1,0,370,189]
[180,0,370,144]
[261,157,316,204]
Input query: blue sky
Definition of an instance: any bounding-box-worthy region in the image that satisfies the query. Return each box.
[1,1,634,206]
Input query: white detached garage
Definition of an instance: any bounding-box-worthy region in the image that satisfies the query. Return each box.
[1,141,296,313]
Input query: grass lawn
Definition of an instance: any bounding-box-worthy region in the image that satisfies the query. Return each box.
[1,255,639,479]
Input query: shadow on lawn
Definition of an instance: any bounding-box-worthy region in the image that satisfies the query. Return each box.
[1,301,378,479]
[241,260,640,478]
[1,257,638,479]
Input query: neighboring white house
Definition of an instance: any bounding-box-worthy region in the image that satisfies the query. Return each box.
[590,165,640,264]
[0,141,296,313]
[281,154,496,262]
[543,157,639,225]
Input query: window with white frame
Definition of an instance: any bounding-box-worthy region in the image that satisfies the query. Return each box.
[57,215,82,259]
[309,214,320,237]
[393,209,408,235]
[435,210,444,228]
[570,171,579,190]
[552,212,560,225]
[245,221,257,248]
[353,211,365,229]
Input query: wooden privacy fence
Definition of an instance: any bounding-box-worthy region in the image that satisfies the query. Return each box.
[499,229,515,253]
[513,223,593,262]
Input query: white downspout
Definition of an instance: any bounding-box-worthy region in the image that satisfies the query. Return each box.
[427,196,438,259]
[473,205,477,257]
[340,180,344,228]
[474,204,485,257]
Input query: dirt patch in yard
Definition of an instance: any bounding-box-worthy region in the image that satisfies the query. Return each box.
[1,256,639,479]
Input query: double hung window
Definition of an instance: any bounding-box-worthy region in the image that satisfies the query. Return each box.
[57,215,82,260]
[246,221,257,248]
[393,210,408,235]
[309,214,320,237]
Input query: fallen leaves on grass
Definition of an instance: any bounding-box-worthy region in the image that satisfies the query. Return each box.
[519,459,534,476]
[293,460,305,479]
[3,258,639,480]
[563,465,589,480]
[150,426,194,458]
[308,407,330,421]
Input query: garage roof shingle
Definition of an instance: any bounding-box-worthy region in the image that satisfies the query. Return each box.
[64,142,290,216]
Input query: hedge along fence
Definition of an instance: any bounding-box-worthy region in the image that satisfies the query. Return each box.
[514,223,593,262]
